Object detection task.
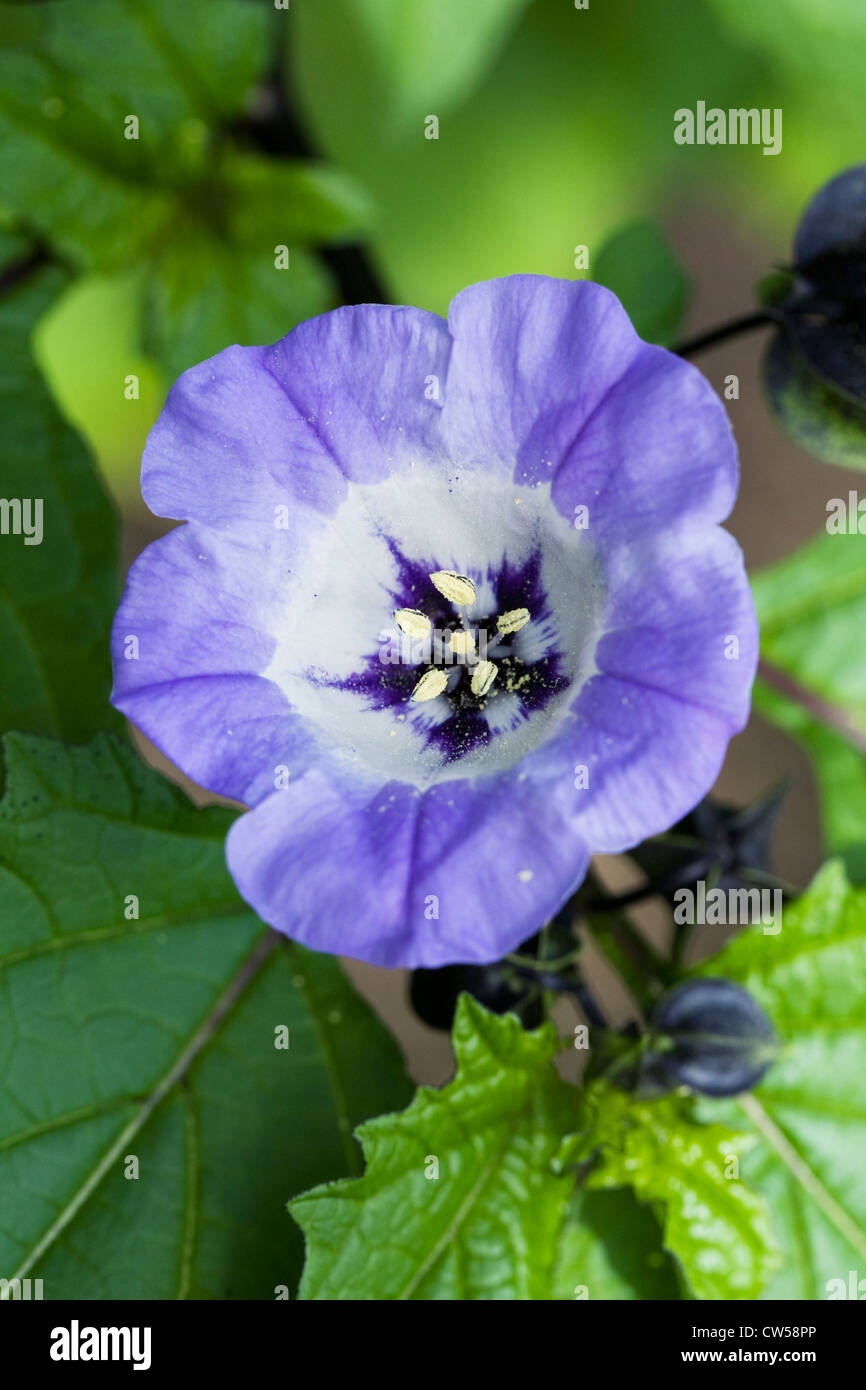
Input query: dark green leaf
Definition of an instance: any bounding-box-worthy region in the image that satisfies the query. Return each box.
[0,0,375,383]
[592,219,689,346]
[0,733,411,1298]
[0,0,268,268]
[552,1188,679,1300]
[221,152,375,249]
[0,234,119,742]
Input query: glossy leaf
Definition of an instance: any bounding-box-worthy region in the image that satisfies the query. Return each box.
[696,862,866,1300]
[577,1083,778,1300]
[292,997,679,1300]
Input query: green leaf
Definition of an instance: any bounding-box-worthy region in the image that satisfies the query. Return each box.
[0,235,120,742]
[0,732,411,1299]
[143,237,331,382]
[0,0,268,268]
[696,861,866,1299]
[593,219,689,346]
[292,996,594,1300]
[0,0,374,382]
[221,152,375,250]
[763,332,866,470]
[552,1188,679,1301]
[346,0,530,124]
[754,690,866,882]
[578,1083,778,1300]
[751,527,866,872]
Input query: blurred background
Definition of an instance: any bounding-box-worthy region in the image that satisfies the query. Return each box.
[14,0,866,1080]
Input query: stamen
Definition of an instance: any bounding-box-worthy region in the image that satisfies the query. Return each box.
[497,608,530,636]
[470,660,498,697]
[394,607,433,639]
[411,668,449,702]
[448,629,476,659]
[429,570,477,606]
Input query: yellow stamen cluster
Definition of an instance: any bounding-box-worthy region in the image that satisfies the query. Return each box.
[406,571,529,705]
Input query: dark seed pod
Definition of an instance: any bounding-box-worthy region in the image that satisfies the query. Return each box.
[774,165,866,407]
[647,977,778,1098]
[626,787,786,909]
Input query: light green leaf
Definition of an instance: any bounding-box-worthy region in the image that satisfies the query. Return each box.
[0,235,120,742]
[579,1083,778,1300]
[0,732,411,1299]
[751,527,866,871]
[754,689,866,882]
[347,0,530,123]
[593,219,689,346]
[764,333,866,470]
[221,152,375,249]
[0,0,267,267]
[291,0,760,317]
[143,236,330,382]
[293,996,594,1300]
[696,861,866,1299]
[708,0,866,112]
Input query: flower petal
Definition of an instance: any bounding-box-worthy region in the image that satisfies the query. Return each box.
[441,275,737,537]
[555,528,758,850]
[550,345,738,539]
[226,766,590,968]
[111,523,311,804]
[142,305,453,532]
[442,275,641,480]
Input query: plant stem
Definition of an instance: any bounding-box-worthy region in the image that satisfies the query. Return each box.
[673,309,777,359]
[759,658,866,754]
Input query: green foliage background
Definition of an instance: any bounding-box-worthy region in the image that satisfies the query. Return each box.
[30,0,866,499]
[1,0,866,1302]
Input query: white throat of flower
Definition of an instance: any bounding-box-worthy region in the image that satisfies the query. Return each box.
[394,570,531,706]
[261,467,604,789]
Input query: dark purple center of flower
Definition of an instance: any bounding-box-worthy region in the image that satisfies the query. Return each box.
[321,542,569,765]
